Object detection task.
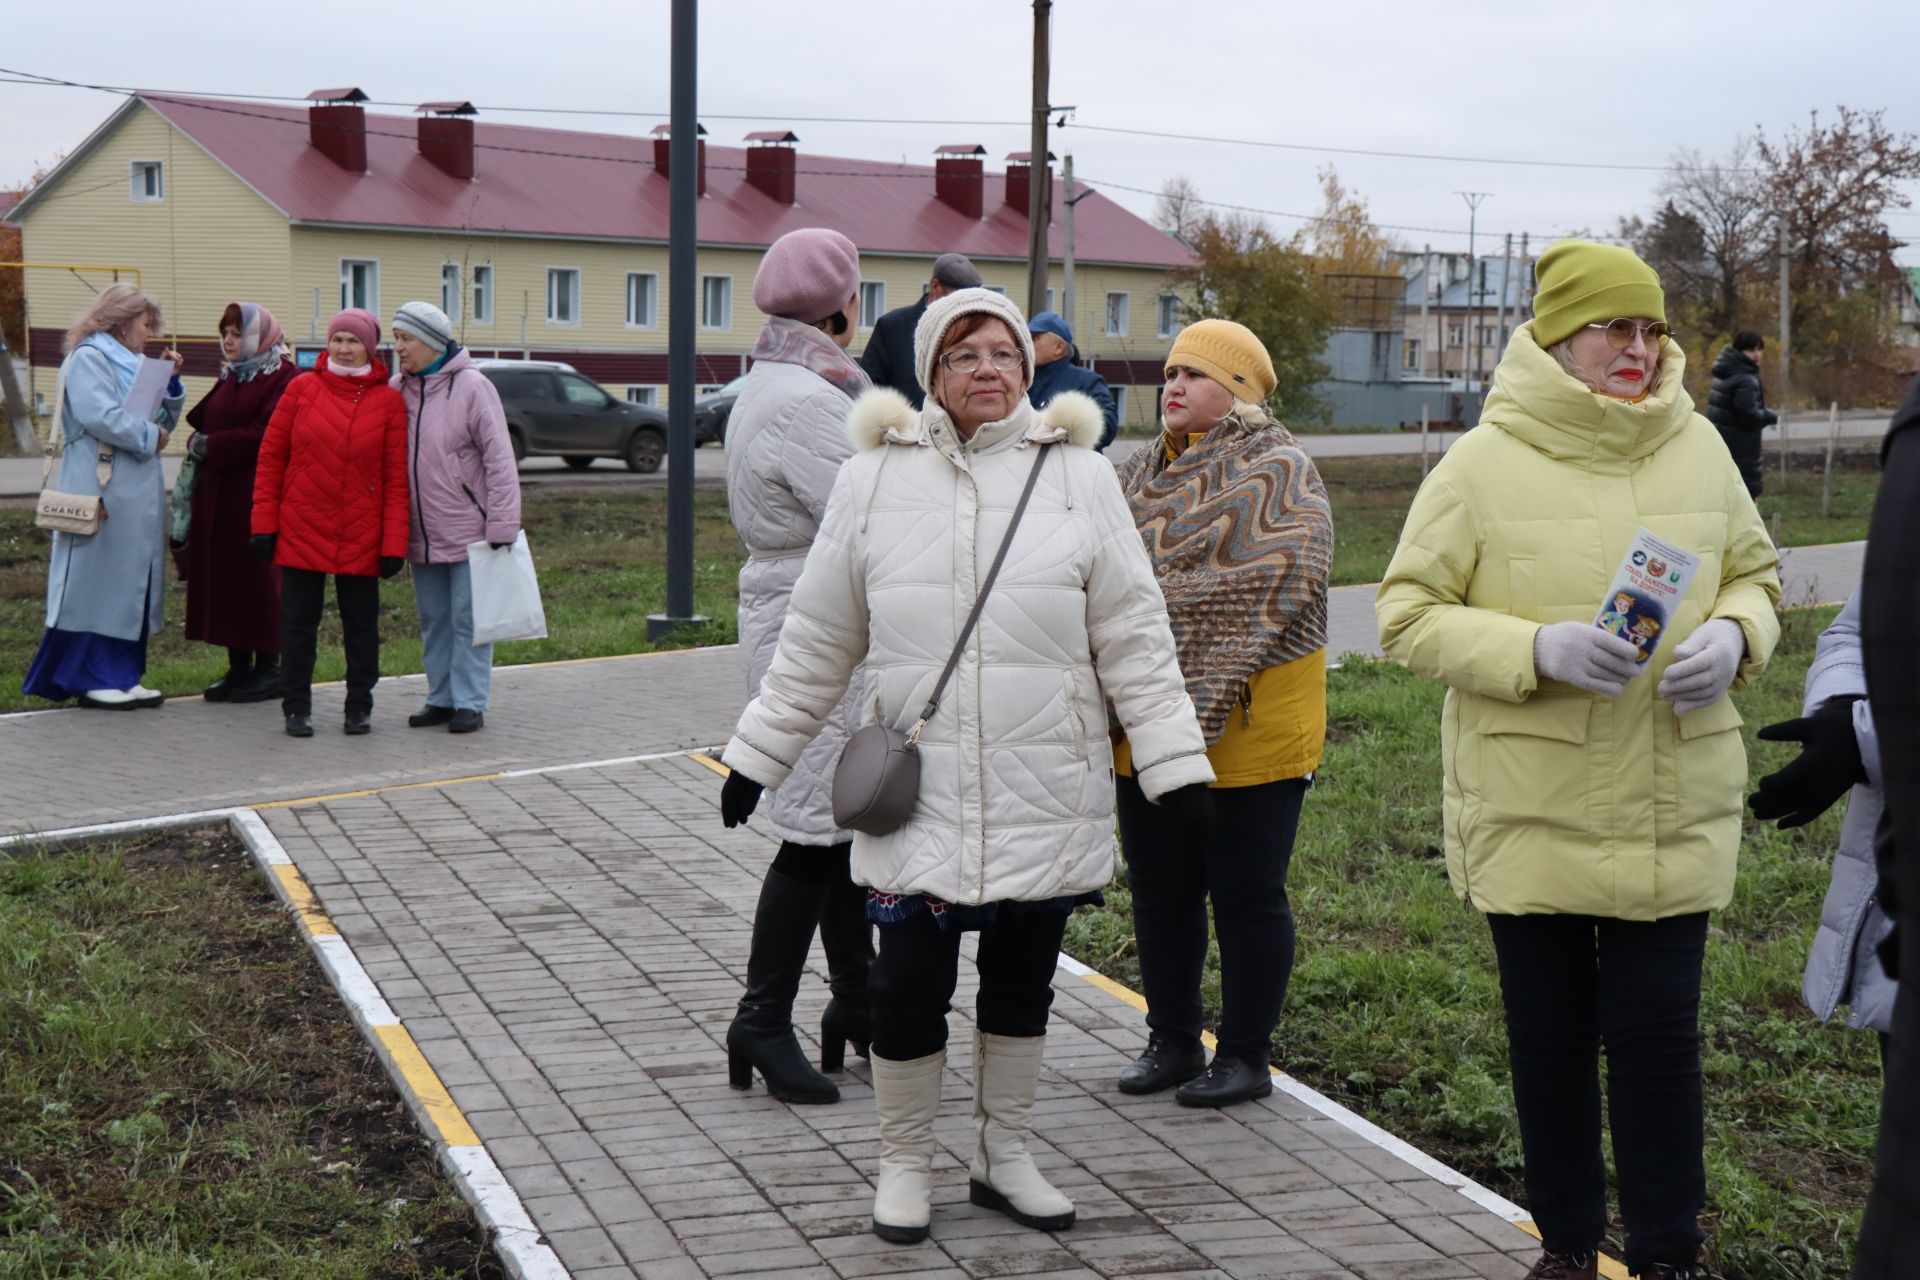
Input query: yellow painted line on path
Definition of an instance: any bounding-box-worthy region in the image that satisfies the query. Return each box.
[375,1024,481,1148]
[255,772,507,811]
[270,864,337,937]
[687,751,730,777]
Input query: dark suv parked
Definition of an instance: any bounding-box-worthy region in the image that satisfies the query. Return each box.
[476,360,669,472]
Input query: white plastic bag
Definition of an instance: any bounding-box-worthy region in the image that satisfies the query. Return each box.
[466,531,548,645]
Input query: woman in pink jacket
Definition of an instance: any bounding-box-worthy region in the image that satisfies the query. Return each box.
[389,301,521,734]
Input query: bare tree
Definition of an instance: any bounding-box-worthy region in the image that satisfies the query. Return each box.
[1154,176,1204,245]
[1638,138,1770,341]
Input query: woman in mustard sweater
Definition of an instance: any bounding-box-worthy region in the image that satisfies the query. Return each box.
[1112,319,1334,1108]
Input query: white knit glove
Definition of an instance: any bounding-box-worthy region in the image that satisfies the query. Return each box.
[1532,621,1644,698]
[1658,617,1746,716]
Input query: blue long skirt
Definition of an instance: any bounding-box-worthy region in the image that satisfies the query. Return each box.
[23,628,147,702]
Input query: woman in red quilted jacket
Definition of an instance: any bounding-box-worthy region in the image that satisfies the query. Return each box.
[251,309,409,738]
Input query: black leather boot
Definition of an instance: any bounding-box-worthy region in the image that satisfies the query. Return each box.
[1117,1033,1208,1095]
[227,655,281,704]
[726,869,838,1104]
[1175,1053,1274,1108]
[816,867,873,1072]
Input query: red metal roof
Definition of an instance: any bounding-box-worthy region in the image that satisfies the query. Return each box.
[137,95,1189,269]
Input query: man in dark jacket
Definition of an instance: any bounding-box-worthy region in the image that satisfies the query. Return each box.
[1704,330,1778,497]
[1027,311,1120,451]
[1854,377,1920,1275]
[858,253,981,407]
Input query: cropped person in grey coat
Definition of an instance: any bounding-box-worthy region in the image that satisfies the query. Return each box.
[720,228,872,1106]
[24,285,184,709]
[1751,589,1895,1062]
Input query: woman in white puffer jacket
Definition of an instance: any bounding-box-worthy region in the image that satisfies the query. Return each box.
[720,287,1214,1246]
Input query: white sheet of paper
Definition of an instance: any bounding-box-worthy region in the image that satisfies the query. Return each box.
[122,356,174,422]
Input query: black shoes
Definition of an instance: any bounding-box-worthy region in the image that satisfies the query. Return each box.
[285,713,314,738]
[449,709,484,733]
[225,663,281,703]
[1175,1054,1274,1109]
[408,704,455,728]
[1118,1034,1209,1096]
[344,708,372,735]
[1523,1249,1598,1280]
[203,671,241,702]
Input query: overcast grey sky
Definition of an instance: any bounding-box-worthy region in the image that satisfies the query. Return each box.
[6,0,1919,261]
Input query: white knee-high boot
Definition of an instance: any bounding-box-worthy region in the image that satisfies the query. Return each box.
[870,1049,946,1243]
[967,1030,1075,1231]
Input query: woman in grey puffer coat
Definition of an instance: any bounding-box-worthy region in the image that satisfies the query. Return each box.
[720,229,872,1106]
[1752,590,1895,1062]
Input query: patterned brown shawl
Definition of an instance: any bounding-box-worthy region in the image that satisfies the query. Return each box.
[1113,414,1333,745]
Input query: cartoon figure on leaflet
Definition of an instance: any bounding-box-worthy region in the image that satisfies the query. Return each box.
[1627,615,1661,663]
[1599,591,1637,638]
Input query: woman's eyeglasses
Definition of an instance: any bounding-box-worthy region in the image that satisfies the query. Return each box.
[1586,318,1674,349]
[939,348,1024,374]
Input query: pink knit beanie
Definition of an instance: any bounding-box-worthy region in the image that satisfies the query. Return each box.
[752,228,861,324]
[328,308,380,352]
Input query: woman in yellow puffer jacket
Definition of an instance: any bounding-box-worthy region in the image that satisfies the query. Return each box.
[1375,241,1779,1280]
[1111,319,1334,1110]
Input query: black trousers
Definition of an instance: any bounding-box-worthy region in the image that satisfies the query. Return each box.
[867,907,1069,1061]
[280,567,380,717]
[1486,911,1708,1272]
[1117,774,1307,1067]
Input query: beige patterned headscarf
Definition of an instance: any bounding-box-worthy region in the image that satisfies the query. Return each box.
[1113,413,1334,745]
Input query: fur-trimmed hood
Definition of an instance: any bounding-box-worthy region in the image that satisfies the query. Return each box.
[847,386,1105,452]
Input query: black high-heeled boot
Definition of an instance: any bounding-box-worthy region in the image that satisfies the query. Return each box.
[816,866,873,1073]
[725,868,839,1104]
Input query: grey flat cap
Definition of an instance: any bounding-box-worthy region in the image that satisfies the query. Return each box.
[931,253,983,289]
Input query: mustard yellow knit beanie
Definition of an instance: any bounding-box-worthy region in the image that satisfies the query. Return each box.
[1165,319,1276,405]
[1531,240,1666,348]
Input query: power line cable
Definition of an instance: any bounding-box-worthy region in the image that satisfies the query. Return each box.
[1064,121,1697,174]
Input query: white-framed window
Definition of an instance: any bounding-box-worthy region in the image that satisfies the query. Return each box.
[129,160,164,203]
[697,384,726,397]
[985,285,1008,296]
[626,386,658,406]
[858,281,886,330]
[1156,295,1180,339]
[701,275,732,330]
[546,268,580,326]
[440,264,462,324]
[1403,338,1422,371]
[625,272,658,329]
[1105,292,1130,337]
[340,259,378,313]
[1112,386,1128,421]
[1446,322,1465,348]
[1478,324,1499,349]
[470,265,493,325]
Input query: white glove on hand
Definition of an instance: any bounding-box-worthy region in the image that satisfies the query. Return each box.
[1658,617,1746,715]
[1533,621,1644,698]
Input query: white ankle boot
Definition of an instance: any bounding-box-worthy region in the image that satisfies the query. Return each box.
[967,1031,1074,1231]
[870,1049,945,1243]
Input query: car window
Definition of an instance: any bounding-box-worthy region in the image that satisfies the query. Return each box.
[720,375,748,395]
[560,374,609,406]
[490,370,555,401]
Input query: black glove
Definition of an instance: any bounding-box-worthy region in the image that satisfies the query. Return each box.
[379,557,405,579]
[249,533,276,562]
[489,541,513,551]
[720,770,765,828]
[1156,782,1216,844]
[1750,695,1867,829]
[186,432,209,461]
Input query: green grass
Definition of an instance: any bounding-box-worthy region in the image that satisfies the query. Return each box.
[1315,448,1882,588]
[0,489,744,714]
[0,828,503,1278]
[1064,605,1879,1279]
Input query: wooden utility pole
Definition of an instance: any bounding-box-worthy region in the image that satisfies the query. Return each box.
[1026,0,1051,317]
[1061,153,1076,332]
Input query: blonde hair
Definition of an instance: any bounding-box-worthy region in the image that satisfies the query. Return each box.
[65,283,164,355]
[1548,337,1665,398]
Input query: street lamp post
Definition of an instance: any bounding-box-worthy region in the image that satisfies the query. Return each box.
[1458,192,1489,389]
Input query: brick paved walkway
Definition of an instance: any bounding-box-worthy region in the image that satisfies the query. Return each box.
[258,754,1545,1280]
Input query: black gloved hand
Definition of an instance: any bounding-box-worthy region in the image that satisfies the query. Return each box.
[720,769,765,828]
[249,533,276,562]
[186,432,209,461]
[379,556,405,579]
[489,541,513,551]
[1750,695,1867,829]
[1157,782,1216,845]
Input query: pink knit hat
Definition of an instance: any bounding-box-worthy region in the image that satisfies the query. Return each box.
[752,228,861,324]
[328,308,380,352]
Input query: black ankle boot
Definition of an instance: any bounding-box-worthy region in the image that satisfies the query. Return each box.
[228,656,281,704]
[204,649,253,701]
[726,869,838,1104]
[816,865,872,1073]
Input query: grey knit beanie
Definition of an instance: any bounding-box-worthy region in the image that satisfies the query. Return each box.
[912,288,1036,398]
[392,300,454,353]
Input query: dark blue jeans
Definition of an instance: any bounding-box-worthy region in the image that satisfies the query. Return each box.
[1486,910,1709,1272]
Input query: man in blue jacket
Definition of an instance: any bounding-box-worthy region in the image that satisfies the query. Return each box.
[1027,312,1119,451]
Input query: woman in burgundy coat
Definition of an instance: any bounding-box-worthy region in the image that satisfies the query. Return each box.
[181,302,297,702]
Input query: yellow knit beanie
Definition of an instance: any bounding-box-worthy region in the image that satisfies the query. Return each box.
[1531,240,1666,348]
[1165,319,1276,404]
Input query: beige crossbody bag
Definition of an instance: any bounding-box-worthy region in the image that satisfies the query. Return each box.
[34,364,114,536]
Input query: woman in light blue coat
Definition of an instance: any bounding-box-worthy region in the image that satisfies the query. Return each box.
[23,285,184,708]
[1751,589,1895,1064]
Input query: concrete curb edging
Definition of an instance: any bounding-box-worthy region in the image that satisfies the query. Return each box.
[228,808,571,1280]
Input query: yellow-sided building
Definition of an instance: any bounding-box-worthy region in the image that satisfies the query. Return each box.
[7,91,1191,429]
